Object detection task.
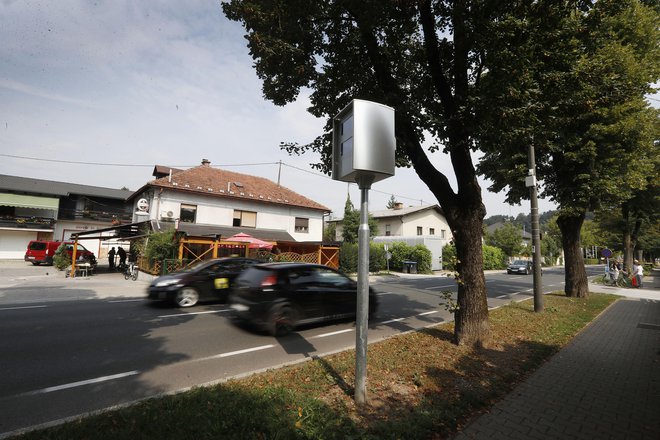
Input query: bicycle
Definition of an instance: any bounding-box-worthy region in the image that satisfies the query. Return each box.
[123,262,139,281]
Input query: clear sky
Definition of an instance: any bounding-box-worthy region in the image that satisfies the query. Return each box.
[0,0,558,219]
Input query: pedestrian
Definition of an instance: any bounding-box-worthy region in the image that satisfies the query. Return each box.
[117,246,127,269]
[633,260,644,288]
[610,262,619,284]
[108,247,116,270]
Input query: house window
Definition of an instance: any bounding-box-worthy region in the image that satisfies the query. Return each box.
[233,210,256,228]
[180,204,197,223]
[429,228,435,235]
[417,226,423,236]
[441,229,446,239]
[295,217,309,233]
[385,224,391,236]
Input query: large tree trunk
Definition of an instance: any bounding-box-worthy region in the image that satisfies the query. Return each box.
[451,208,490,347]
[557,213,589,297]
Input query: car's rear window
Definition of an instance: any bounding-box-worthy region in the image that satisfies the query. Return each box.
[28,242,47,251]
[236,267,278,287]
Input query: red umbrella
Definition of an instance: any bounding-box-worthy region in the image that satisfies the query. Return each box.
[226,233,274,249]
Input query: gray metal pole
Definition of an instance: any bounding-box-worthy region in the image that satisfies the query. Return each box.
[355,175,373,405]
[528,143,544,312]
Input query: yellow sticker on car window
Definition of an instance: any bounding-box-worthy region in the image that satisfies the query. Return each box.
[214,278,229,289]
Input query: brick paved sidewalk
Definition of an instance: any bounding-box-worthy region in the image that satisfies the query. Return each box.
[453,298,660,440]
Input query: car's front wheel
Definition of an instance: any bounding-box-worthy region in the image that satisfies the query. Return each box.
[175,287,199,308]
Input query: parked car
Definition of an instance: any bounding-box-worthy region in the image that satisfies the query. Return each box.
[147,257,260,307]
[507,260,533,275]
[24,240,96,266]
[228,262,379,336]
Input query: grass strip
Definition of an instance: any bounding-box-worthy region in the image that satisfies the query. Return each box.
[14,293,617,440]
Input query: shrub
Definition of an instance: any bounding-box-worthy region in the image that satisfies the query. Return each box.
[369,242,386,273]
[483,245,507,270]
[382,241,433,274]
[144,229,178,264]
[53,243,70,270]
[409,244,432,273]
[339,242,358,273]
[388,241,410,271]
[337,241,435,274]
[339,241,406,273]
[442,243,507,271]
[442,244,457,271]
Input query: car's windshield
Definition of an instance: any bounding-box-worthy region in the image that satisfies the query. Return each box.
[512,260,527,265]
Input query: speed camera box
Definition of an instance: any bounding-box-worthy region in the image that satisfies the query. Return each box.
[332,99,395,184]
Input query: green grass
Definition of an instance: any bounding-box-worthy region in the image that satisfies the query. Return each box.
[13,293,617,440]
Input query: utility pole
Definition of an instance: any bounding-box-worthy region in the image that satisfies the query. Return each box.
[526,141,543,312]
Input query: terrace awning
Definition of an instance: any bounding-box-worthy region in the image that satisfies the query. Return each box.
[0,193,59,210]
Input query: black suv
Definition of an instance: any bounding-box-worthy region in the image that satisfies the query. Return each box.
[147,257,259,307]
[229,262,378,336]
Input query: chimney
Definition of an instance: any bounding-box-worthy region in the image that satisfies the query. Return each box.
[393,202,404,210]
[201,159,211,166]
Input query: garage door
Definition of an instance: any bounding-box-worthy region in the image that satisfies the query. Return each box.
[0,231,37,259]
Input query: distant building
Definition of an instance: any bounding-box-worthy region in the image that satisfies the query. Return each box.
[0,174,133,259]
[329,203,452,270]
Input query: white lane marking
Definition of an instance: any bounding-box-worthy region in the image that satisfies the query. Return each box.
[379,317,406,325]
[108,299,144,303]
[195,345,275,362]
[22,371,139,396]
[0,305,48,311]
[311,329,354,339]
[418,310,439,316]
[158,309,231,318]
[377,291,397,295]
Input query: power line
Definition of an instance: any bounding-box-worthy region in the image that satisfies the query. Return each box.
[0,153,278,169]
[280,162,433,206]
[0,153,157,167]
[2,153,434,206]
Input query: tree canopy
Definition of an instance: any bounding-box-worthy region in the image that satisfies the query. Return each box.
[475,0,659,296]
[221,0,658,341]
[340,196,378,243]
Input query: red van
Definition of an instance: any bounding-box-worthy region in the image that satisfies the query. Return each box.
[24,241,96,266]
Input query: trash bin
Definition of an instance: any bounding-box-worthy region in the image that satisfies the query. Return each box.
[402,260,417,274]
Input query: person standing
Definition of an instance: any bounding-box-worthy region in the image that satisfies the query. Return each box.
[108,247,116,270]
[611,263,619,284]
[117,246,127,269]
[633,260,644,288]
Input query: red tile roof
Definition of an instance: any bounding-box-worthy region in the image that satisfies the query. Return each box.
[146,164,330,212]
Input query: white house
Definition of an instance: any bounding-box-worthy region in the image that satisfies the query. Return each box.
[330,203,452,270]
[127,159,330,244]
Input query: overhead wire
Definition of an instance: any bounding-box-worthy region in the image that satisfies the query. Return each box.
[1,153,434,207]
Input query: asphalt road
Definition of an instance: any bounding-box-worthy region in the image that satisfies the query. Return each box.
[0,262,584,437]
